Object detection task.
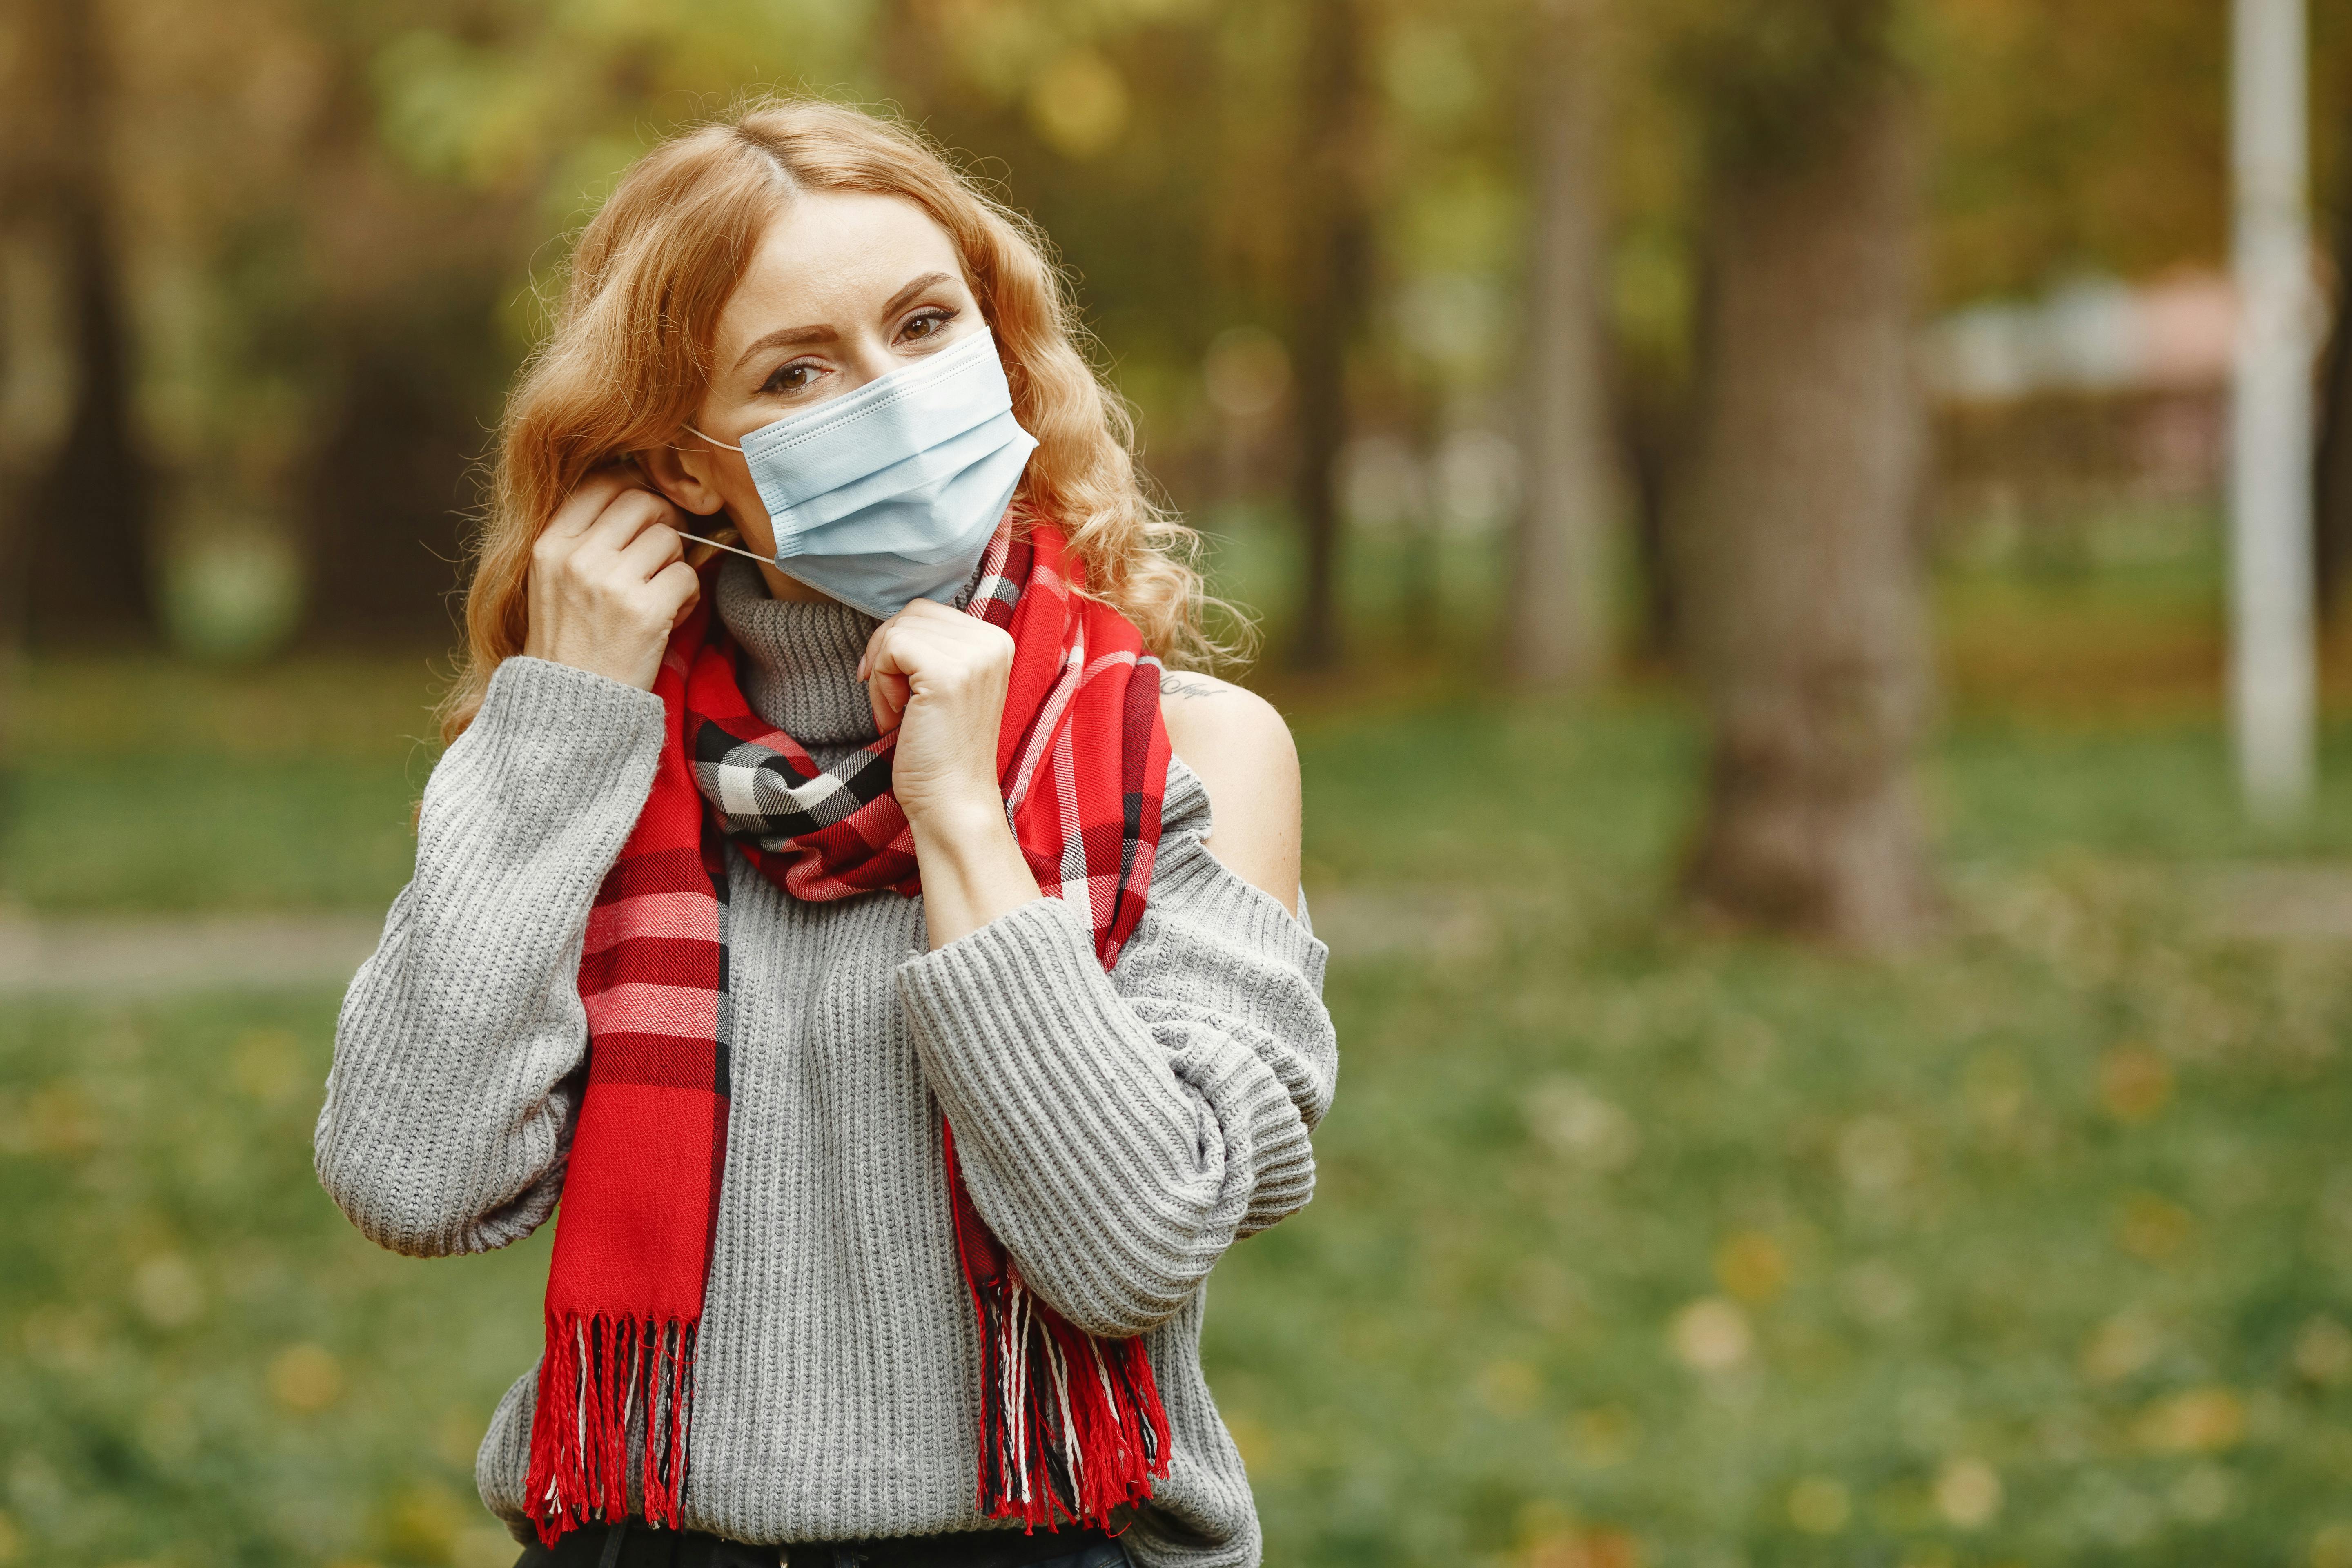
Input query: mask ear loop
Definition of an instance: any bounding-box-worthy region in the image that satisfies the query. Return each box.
[673,530,771,566]
[664,429,768,564]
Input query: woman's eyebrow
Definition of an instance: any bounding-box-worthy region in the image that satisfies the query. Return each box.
[880,271,958,320]
[731,321,835,374]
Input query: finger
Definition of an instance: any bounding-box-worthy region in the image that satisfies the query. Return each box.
[616,518,685,580]
[862,621,957,689]
[856,601,955,677]
[581,487,681,556]
[889,602,1010,663]
[859,616,907,684]
[545,469,639,541]
[869,671,908,735]
[860,622,922,731]
[651,560,701,627]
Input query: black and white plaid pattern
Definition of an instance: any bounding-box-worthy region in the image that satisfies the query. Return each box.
[690,722,896,852]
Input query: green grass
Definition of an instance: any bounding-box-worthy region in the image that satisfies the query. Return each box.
[0,993,546,1568]
[9,644,2352,1566]
[1218,864,2352,1567]
[3,655,443,915]
[5,759,428,912]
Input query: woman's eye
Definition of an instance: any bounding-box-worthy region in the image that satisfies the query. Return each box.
[764,361,822,395]
[900,309,954,342]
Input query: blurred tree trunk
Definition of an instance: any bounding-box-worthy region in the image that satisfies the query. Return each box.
[299,307,490,647]
[0,220,72,843]
[1509,0,1618,687]
[1288,0,1374,670]
[0,187,62,670]
[292,67,519,650]
[2312,98,2352,623]
[1676,76,1937,947]
[1617,365,1683,663]
[16,0,156,647]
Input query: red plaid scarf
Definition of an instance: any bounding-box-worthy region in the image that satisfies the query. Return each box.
[525,517,1174,1546]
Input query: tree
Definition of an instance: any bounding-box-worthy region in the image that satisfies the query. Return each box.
[2314,94,2352,624]
[1510,0,1619,687]
[300,299,502,645]
[13,0,156,647]
[1289,0,1376,670]
[1672,0,1938,947]
[290,60,521,648]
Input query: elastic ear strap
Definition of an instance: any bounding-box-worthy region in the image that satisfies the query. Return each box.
[674,531,770,566]
[686,426,744,452]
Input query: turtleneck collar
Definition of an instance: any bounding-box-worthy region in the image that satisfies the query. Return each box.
[713,559,881,746]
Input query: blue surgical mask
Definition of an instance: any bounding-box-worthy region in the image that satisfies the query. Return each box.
[690,327,1038,619]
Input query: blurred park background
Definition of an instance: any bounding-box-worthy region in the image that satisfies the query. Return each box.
[16,0,2352,1565]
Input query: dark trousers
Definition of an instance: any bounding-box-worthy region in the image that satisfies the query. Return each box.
[514,1519,1129,1568]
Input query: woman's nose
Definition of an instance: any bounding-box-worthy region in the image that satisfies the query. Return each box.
[835,332,908,394]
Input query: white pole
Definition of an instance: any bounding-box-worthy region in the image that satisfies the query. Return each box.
[2231,0,2317,820]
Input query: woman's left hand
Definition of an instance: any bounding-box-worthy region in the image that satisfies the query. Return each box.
[862,601,1042,947]
[860,599,1017,836]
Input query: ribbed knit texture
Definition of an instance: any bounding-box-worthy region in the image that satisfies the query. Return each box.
[316,572,1335,1568]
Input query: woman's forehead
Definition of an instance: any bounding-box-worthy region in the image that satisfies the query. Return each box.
[721,191,966,340]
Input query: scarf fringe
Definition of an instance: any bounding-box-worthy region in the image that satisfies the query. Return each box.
[523,1310,699,1546]
[948,1129,1171,1531]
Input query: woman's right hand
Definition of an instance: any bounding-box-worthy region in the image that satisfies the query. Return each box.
[522,473,702,691]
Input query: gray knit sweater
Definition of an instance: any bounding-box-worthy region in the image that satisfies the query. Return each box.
[314,563,1336,1567]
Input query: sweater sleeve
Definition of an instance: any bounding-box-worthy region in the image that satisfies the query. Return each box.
[895,763,1336,1338]
[314,656,666,1258]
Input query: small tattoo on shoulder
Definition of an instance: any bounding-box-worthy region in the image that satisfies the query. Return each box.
[1160,673,1223,699]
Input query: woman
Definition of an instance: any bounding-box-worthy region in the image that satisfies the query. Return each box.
[314,98,1334,1568]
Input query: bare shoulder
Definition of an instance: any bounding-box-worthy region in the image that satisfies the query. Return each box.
[1158,669,1302,915]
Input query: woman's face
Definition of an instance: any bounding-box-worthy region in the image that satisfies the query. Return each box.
[659,189,986,576]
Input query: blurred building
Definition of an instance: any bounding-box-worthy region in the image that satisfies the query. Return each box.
[1924,271,2241,570]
